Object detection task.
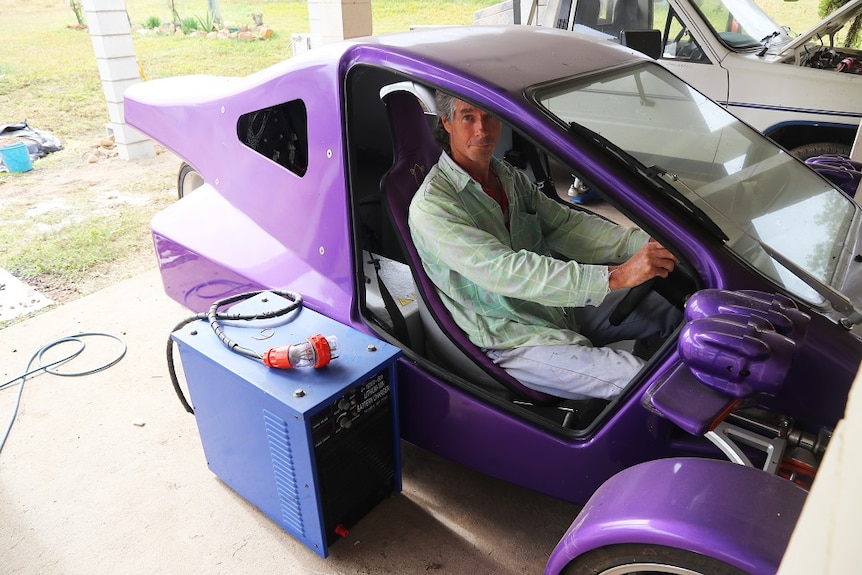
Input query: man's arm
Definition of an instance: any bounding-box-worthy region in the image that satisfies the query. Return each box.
[608,239,678,290]
[524,173,648,266]
[516,168,676,290]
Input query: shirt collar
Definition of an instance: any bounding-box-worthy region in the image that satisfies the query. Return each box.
[436,150,504,192]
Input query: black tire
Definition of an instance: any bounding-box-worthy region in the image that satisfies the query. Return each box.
[789,141,851,161]
[177,162,204,199]
[560,543,747,575]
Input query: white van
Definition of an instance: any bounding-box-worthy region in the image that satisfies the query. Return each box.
[541,0,862,158]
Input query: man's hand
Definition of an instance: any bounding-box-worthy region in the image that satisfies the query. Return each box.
[608,239,678,291]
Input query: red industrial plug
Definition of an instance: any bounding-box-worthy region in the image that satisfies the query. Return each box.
[263,334,338,369]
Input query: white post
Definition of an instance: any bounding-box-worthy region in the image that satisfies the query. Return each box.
[849,121,862,200]
[851,124,862,163]
[307,0,372,48]
[83,0,155,160]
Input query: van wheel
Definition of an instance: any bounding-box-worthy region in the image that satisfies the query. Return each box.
[177,162,204,199]
[789,142,851,161]
[560,544,746,575]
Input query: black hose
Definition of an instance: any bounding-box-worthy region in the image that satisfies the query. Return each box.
[166,290,303,414]
[1,332,128,454]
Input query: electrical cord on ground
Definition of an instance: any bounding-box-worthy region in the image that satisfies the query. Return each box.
[166,289,304,414]
[0,332,128,455]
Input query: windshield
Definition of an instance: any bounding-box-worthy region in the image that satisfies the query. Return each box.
[534,63,856,304]
[687,0,792,50]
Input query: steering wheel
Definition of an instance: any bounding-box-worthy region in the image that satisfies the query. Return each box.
[609,267,695,326]
[609,277,658,326]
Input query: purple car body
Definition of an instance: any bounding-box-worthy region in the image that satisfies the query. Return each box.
[126,25,861,574]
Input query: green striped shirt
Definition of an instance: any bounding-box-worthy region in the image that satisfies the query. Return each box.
[408,152,648,349]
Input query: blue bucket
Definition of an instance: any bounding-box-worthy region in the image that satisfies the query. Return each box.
[0,142,33,173]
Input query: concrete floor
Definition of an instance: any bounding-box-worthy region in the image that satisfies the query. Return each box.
[0,270,580,574]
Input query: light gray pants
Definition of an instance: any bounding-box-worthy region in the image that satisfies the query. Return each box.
[485,290,682,400]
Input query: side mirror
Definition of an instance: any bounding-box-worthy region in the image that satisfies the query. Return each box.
[621,29,662,59]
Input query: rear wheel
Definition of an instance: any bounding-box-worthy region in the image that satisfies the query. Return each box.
[177,162,204,199]
[789,141,851,161]
[560,544,746,575]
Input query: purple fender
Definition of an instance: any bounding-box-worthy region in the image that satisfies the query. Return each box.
[545,458,807,575]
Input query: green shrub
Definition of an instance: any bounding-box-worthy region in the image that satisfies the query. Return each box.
[195,10,218,32]
[144,15,160,29]
[180,16,199,34]
[819,0,844,17]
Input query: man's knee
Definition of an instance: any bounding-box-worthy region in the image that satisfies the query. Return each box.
[647,292,683,337]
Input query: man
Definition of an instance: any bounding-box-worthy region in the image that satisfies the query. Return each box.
[408,93,682,400]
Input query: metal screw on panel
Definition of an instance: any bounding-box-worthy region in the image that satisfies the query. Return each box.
[367,344,377,352]
[319,246,325,255]
[326,149,333,158]
[294,388,306,398]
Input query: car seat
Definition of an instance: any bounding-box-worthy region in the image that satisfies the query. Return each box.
[574,0,600,29]
[379,88,561,405]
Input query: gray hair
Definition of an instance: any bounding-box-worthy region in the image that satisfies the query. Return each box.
[433,91,458,152]
[435,91,458,123]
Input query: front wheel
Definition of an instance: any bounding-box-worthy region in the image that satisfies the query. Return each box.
[560,544,746,575]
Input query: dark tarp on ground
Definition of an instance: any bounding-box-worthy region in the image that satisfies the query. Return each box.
[0,120,63,172]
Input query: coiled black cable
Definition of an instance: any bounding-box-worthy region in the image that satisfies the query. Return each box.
[166,289,303,414]
[0,332,128,455]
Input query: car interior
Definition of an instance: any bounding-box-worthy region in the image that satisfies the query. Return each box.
[343,64,684,435]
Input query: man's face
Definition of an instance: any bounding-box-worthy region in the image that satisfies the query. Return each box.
[442,99,502,168]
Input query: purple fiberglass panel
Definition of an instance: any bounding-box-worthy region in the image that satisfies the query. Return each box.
[126,51,355,322]
[647,289,803,435]
[152,231,263,312]
[679,315,796,398]
[644,361,736,436]
[685,289,811,343]
[743,309,856,428]
[397,357,703,504]
[545,458,807,575]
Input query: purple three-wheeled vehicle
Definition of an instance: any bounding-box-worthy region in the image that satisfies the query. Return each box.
[125,25,862,573]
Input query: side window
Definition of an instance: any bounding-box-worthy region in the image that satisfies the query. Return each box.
[661,7,709,63]
[575,0,653,39]
[237,99,308,177]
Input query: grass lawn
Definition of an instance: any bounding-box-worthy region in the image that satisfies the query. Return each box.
[757,0,824,36]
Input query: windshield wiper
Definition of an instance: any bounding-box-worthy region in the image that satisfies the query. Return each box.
[568,121,729,242]
[760,242,862,328]
[760,31,780,44]
[757,31,780,56]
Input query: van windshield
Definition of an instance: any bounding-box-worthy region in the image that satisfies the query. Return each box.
[535,62,856,304]
[686,0,792,50]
